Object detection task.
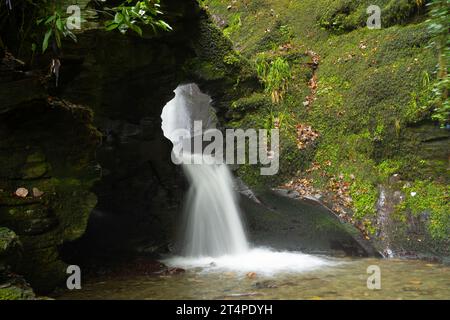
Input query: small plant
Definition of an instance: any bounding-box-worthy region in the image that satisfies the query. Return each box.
[256,55,291,104]
[105,0,172,36]
[37,10,77,53]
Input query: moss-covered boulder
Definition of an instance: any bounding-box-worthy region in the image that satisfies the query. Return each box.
[240,190,379,256]
[0,60,101,292]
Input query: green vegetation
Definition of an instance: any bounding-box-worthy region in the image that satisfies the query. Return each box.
[0,0,172,62]
[426,0,449,126]
[105,0,172,36]
[37,8,77,53]
[397,180,449,240]
[223,13,242,38]
[350,180,378,220]
[205,0,449,248]
[256,55,292,103]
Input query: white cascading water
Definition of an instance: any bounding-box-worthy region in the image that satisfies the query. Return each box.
[182,153,249,257]
[161,83,331,274]
[162,83,248,257]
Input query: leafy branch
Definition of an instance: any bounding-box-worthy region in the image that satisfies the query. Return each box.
[37,10,77,53]
[104,0,172,36]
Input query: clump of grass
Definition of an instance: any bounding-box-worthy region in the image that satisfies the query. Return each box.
[255,55,291,103]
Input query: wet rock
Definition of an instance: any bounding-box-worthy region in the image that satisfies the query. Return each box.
[163,267,186,275]
[374,181,448,261]
[235,178,262,203]
[389,174,402,185]
[240,189,378,257]
[273,188,300,199]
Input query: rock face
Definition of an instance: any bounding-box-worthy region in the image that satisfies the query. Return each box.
[374,182,449,262]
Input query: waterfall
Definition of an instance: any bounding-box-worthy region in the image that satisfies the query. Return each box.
[161,83,249,257]
[161,84,330,274]
[182,153,249,257]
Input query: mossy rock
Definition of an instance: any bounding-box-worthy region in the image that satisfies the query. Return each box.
[0,98,101,293]
[0,227,21,271]
[240,190,378,256]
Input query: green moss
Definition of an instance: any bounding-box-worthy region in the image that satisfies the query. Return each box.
[223,13,242,38]
[20,161,50,179]
[377,159,404,180]
[223,51,241,66]
[350,180,378,219]
[0,227,20,259]
[231,92,270,112]
[26,151,46,163]
[0,286,34,300]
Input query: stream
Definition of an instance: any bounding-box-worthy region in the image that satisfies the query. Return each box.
[56,257,450,300]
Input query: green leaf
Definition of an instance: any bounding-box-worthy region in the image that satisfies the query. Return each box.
[65,30,77,42]
[56,18,64,31]
[105,23,119,31]
[129,23,142,36]
[54,29,62,48]
[42,29,52,53]
[114,12,124,24]
[158,20,172,31]
[45,15,56,24]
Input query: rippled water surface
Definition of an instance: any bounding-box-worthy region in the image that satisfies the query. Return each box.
[57,257,450,300]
